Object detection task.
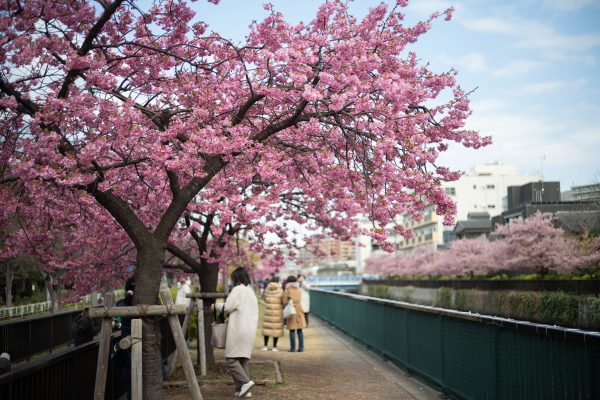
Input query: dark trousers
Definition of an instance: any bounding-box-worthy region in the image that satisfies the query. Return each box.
[226,357,250,391]
[289,329,304,352]
[264,336,279,347]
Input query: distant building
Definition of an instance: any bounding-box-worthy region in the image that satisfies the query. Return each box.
[492,181,600,232]
[442,163,541,221]
[561,190,573,201]
[354,163,541,273]
[454,212,492,240]
[571,183,600,203]
[298,238,356,275]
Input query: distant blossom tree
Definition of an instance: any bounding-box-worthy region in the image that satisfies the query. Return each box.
[0,1,490,395]
[492,212,579,276]
[365,212,589,278]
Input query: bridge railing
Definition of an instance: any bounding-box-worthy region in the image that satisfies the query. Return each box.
[306,275,362,283]
[311,288,600,400]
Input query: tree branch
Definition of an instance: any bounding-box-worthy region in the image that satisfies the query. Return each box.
[166,242,202,272]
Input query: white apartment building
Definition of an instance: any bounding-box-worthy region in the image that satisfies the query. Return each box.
[443,163,541,222]
[354,163,541,274]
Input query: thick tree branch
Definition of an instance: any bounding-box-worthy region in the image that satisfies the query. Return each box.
[0,76,39,115]
[232,94,265,126]
[163,263,195,274]
[58,0,126,99]
[0,176,19,185]
[166,242,202,272]
[91,189,151,248]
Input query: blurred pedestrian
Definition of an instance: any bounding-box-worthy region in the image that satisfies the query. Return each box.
[261,276,284,352]
[175,277,191,306]
[282,275,306,352]
[72,307,101,346]
[297,274,311,327]
[214,267,259,398]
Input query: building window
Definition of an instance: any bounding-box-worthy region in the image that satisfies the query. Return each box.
[488,204,496,209]
[445,187,456,195]
[486,184,495,189]
[473,184,477,189]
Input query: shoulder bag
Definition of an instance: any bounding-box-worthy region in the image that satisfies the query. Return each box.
[211,306,227,349]
[283,297,297,319]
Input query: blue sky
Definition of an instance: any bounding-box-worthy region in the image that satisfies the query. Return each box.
[192,0,600,189]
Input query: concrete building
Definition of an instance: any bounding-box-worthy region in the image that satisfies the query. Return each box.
[492,181,600,233]
[571,183,600,203]
[453,211,492,240]
[298,238,356,275]
[442,163,541,221]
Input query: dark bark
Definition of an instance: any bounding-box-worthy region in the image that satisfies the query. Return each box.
[44,275,59,313]
[4,264,14,307]
[134,241,166,400]
[197,260,220,366]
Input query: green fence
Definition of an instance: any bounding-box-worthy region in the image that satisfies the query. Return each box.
[311,289,600,400]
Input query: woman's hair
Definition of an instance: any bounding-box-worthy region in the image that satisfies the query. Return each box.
[270,276,279,283]
[231,267,252,286]
[286,275,297,283]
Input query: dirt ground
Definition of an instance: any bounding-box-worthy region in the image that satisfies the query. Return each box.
[165,315,434,400]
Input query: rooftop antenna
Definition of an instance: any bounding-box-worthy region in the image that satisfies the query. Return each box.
[540,155,546,202]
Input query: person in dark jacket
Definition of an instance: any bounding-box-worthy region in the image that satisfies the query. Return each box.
[72,307,101,346]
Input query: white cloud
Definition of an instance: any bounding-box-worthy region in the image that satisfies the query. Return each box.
[437,103,600,186]
[461,52,487,73]
[471,97,509,113]
[462,16,600,54]
[544,0,599,12]
[520,78,586,94]
[491,60,539,78]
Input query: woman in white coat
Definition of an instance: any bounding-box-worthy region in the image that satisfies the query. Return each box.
[215,267,259,398]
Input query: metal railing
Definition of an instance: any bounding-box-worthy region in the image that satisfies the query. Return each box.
[0,309,82,364]
[0,301,53,320]
[363,279,600,294]
[311,289,600,400]
[0,312,177,399]
[0,334,127,400]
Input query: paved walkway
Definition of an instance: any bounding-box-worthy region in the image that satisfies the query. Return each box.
[167,316,441,400]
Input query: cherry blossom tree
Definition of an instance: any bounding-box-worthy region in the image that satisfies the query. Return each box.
[365,213,587,279]
[0,1,490,395]
[492,212,578,276]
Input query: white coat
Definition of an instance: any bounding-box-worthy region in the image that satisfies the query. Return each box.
[217,284,259,359]
[300,281,310,313]
[175,282,191,306]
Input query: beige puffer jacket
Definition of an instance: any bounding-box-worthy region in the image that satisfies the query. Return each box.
[262,282,284,337]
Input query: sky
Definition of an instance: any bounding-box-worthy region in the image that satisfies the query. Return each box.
[191,0,600,189]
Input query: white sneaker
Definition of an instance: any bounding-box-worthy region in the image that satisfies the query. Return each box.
[239,380,254,397]
[271,347,279,352]
[234,392,252,398]
[260,346,268,351]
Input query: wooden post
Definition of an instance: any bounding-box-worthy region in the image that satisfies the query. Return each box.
[161,289,203,400]
[131,319,143,400]
[197,299,206,376]
[93,292,114,400]
[167,299,195,377]
[88,304,187,318]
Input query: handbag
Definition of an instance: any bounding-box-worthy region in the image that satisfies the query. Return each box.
[211,306,227,349]
[283,298,297,319]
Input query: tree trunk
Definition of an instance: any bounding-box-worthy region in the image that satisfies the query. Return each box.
[4,263,14,307]
[197,261,219,367]
[134,242,167,400]
[43,273,59,313]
